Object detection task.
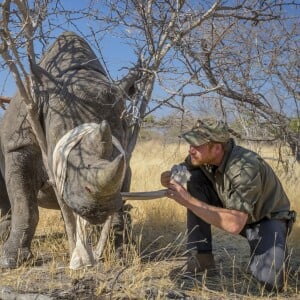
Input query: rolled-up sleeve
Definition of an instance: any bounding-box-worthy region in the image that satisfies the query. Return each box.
[225,166,262,221]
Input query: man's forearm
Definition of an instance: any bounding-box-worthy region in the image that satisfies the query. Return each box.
[167,180,248,234]
[185,196,248,235]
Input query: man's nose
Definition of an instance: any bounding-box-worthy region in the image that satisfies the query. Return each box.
[189,145,197,154]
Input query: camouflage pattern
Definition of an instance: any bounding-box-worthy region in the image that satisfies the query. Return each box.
[200,139,292,224]
[181,118,230,146]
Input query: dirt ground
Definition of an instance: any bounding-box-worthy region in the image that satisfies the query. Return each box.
[1,227,299,300]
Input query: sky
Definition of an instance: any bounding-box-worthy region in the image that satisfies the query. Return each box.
[1,1,299,119]
[0,1,136,99]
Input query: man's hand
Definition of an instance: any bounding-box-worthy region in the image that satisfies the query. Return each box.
[160,171,171,187]
[166,179,192,206]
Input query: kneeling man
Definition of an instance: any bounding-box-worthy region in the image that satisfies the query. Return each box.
[161,118,296,291]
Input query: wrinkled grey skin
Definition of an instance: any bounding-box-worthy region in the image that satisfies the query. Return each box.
[0,32,138,268]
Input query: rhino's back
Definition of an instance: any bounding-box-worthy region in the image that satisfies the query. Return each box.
[39,31,106,78]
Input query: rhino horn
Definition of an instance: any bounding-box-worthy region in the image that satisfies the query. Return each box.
[96,154,126,195]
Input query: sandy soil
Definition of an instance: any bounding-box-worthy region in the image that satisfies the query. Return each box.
[1,227,299,300]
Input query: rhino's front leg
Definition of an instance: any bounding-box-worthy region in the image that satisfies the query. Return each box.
[0,150,40,269]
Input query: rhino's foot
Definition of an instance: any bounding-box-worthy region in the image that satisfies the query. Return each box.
[0,247,33,269]
[111,204,135,259]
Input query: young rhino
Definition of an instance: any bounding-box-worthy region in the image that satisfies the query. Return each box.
[0,31,139,268]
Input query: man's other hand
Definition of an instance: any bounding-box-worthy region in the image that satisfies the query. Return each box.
[161,171,171,187]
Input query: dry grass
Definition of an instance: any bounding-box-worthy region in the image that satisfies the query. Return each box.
[1,140,299,299]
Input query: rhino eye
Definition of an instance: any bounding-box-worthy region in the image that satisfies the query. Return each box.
[85,186,92,193]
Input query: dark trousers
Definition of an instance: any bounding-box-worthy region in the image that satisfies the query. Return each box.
[187,168,288,291]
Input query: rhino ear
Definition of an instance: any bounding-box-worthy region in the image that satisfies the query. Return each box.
[29,57,62,91]
[117,67,140,98]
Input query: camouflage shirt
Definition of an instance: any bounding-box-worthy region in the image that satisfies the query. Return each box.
[187,139,291,224]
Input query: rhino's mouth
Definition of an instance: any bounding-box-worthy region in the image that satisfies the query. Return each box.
[71,193,123,225]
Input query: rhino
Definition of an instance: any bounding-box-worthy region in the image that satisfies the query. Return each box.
[0,31,139,268]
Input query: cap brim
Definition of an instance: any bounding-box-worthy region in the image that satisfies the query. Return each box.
[180,131,210,146]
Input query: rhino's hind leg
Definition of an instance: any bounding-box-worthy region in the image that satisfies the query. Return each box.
[111,167,134,257]
[0,150,40,269]
[0,170,11,241]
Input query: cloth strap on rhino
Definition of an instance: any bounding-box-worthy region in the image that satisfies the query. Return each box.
[52,122,126,196]
[52,122,126,269]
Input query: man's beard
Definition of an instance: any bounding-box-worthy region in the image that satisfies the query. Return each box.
[190,156,204,166]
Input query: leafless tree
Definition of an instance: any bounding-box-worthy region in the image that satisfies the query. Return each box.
[87,0,299,161]
[0,0,299,165]
[0,95,10,109]
[173,1,300,160]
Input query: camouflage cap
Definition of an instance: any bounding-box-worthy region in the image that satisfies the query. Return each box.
[181,118,230,146]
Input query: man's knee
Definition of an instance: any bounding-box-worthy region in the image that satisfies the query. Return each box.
[249,245,286,291]
[251,264,285,291]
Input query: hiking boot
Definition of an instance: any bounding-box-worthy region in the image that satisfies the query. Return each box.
[168,251,217,280]
[186,251,216,274]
